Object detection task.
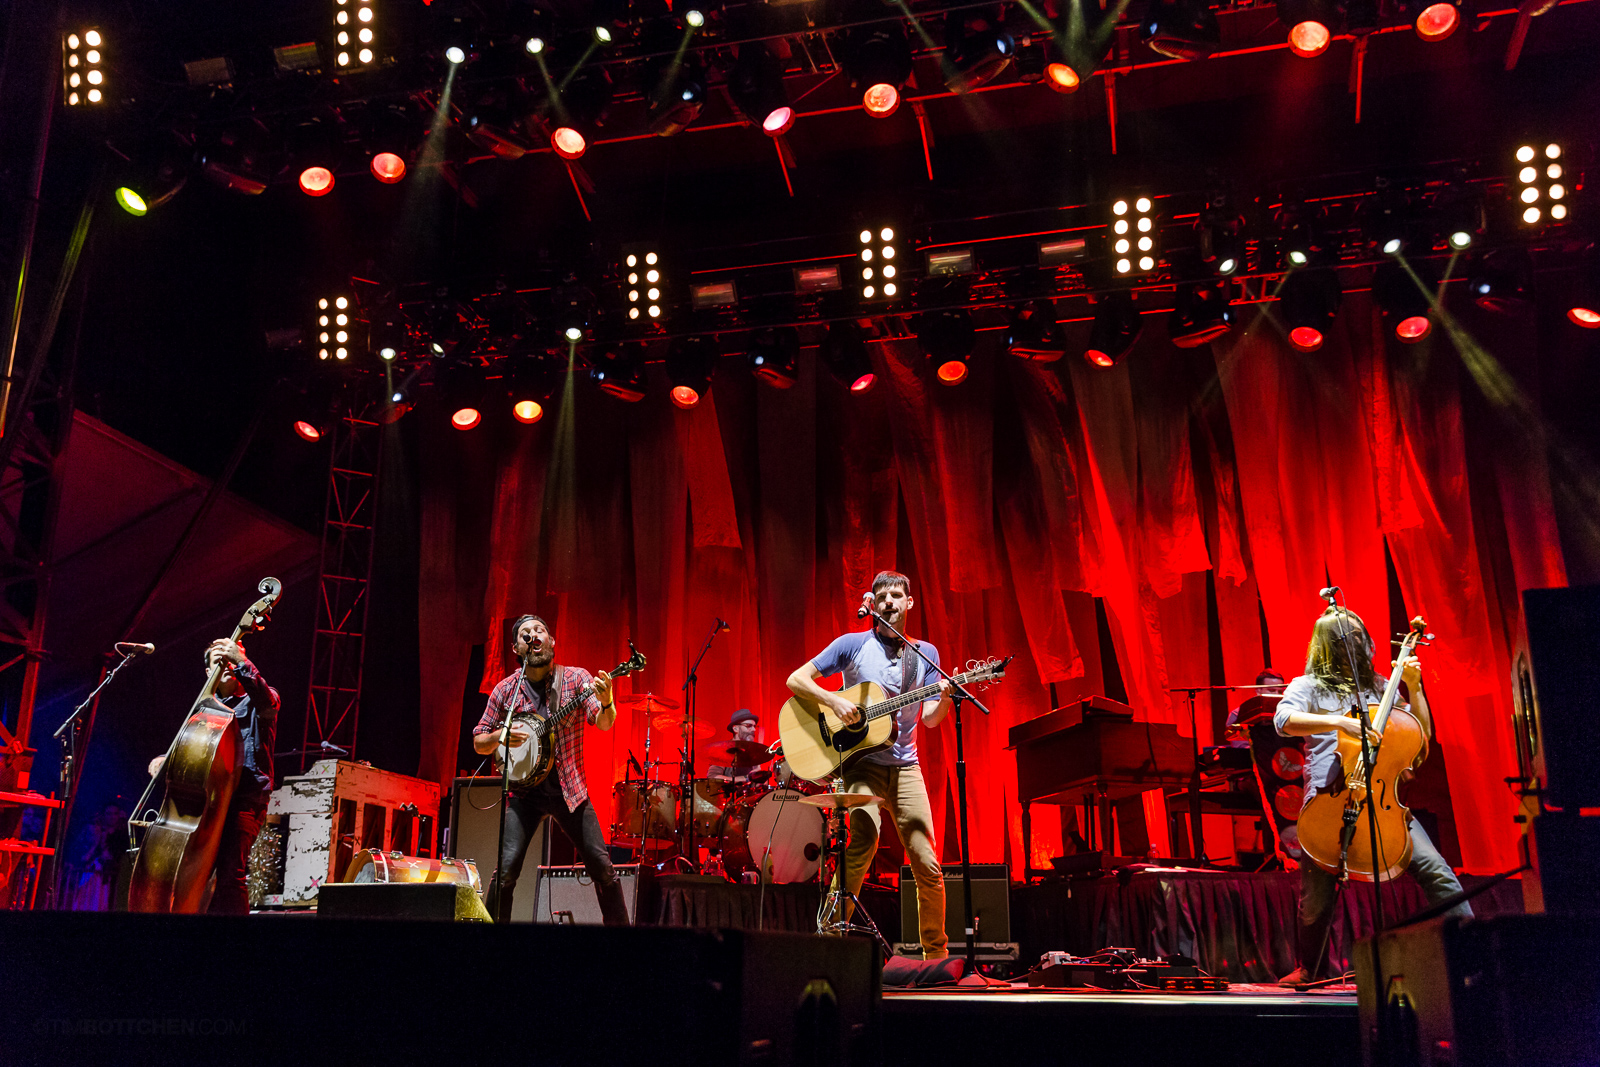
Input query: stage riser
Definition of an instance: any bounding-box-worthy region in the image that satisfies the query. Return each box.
[0,913,878,1067]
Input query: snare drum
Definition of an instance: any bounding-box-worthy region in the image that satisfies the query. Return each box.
[343,849,482,895]
[720,790,825,883]
[611,780,678,846]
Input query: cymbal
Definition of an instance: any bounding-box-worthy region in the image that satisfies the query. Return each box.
[617,693,681,711]
[703,740,772,766]
[651,713,715,739]
[800,792,885,810]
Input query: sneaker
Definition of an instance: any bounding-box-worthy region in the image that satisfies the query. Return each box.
[1277,966,1314,988]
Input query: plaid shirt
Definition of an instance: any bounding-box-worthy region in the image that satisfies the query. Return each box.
[474,666,602,812]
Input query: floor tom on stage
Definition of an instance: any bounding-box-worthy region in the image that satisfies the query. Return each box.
[611,780,678,846]
[720,790,825,884]
[342,849,482,895]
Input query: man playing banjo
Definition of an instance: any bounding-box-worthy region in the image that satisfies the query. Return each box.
[473,614,628,924]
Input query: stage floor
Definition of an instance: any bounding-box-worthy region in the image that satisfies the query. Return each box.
[881,980,1359,1066]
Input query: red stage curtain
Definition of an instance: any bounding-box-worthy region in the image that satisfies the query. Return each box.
[415,297,1569,872]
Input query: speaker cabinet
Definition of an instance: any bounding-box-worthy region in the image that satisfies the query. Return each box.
[1520,585,1600,810]
[532,863,643,924]
[316,882,489,922]
[448,776,547,922]
[898,863,1010,945]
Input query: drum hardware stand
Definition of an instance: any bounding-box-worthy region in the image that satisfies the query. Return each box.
[678,617,729,873]
[1165,682,1284,866]
[864,606,991,975]
[816,782,892,959]
[47,644,146,908]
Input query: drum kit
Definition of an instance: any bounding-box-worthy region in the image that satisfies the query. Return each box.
[609,693,826,884]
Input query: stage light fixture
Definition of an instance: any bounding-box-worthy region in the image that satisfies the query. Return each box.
[594,25,614,46]
[691,281,738,309]
[845,24,913,117]
[288,381,335,442]
[1140,0,1222,60]
[445,46,466,64]
[943,14,1016,93]
[685,9,706,28]
[794,265,842,294]
[1469,248,1534,314]
[820,322,876,393]
[1367,184,1413,256]
[1169,280,1235,348]
[729,44,794,136]
[623,246,666,324]
[64,29,107,107]
[646,56,707,137]
[1038,238,1090,267]
[467,102,534,159]
[859,227,900,301]
[114,132,192,217]
[507,357,558,423]
[1277,269,1342,352]
[1276,0,1339,57]
[1275,203,1329,269]
[1515,143,1568,226]
[1084,291,1143,367]
[290,117,342,197]
[314,294,356,361]
[1110,197,1158,277]
[1407,0,1462,40]
[545,67,615,159]
[274,41,322,73]
[1200,206,1245,276]
[666,337,717,408]
[747,327,801,389]
[439,365,489,431]
[591,349,647,402]
[525,36,545,54]
[916,309,976,385]
[333,0,379,70]
[1371,261,1433,343]
[370,306,405,360]
[184,57,235,87]
[1006,301,1068,362]
[1569,254,1600,328]
[200,119,273,196]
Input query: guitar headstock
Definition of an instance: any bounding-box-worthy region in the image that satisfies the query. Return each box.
[1396,615,1434,651]
[613,641,647,679]
[239,577,283,635]
[960,655,1013,689]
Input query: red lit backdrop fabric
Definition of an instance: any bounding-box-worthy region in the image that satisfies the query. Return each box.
[418,294,1567,875]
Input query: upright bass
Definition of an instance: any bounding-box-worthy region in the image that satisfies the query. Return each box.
[1297,616,1432,881]
[125,577,282,913]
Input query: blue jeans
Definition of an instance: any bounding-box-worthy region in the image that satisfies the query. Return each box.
[1297,818,1471,975]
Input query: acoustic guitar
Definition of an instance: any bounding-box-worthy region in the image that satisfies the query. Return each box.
[126,577,282,913]
[778,656,1010,782]
[493,643,647,789]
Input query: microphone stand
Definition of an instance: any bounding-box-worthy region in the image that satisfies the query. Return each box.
[866,606,990,977]
[47,647,143,909]
[679,618,727,874]
[1324,591,1387,1041]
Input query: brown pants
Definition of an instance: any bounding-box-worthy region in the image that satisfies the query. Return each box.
[831,762,948,958]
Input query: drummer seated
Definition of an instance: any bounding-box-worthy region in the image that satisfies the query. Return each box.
[708,764,770,786]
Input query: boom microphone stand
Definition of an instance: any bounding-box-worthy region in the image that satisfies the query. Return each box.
[680,617,729,874]
[865,606,991,976]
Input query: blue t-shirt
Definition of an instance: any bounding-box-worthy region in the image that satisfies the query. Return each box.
[1273,675,1390,810]
[810,631,944,766]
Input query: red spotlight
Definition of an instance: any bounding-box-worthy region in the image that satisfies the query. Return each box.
[551,127,587,160]
[936,359,969,385]
[513,399,544,423]
[1569,306,1600,328]
[299,166,335,196]
[1085,349,1116,368]
[849,373,876,392]
[1413,2,1458,40]
[670,385,701,409]
[1395,315,1432,342]
[863,83,899,117]
[1287,21,1330,57]
[451,406,482,430]
[762,106,794,136]
[294,420,322,442]
[370,152,406,183]
[1289,325,1325,351]
[1044,62,1080,93]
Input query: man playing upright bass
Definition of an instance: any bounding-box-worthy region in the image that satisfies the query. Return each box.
[786,570,954,960]
[473,614,628,925]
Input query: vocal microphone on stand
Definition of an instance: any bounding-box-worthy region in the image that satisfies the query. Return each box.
[857,593,874,620]
[1319,586,1341,603]
[116,642,156,655]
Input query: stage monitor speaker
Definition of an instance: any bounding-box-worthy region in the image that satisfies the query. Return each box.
[448,776,547,922]
[899,863,1009,945]
[315,882,489,922]
[532,863,642,924]
[1520,585,1600,810]
[1356,914,1599,1067]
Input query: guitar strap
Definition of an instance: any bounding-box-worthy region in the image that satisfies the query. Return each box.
[898,640,921,698]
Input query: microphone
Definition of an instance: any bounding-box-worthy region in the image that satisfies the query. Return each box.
[716,618,731,633]
[116,642,156,655]
[1318,586,1341,602]
[857,593,875,620]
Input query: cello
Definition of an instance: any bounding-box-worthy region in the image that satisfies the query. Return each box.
[125,577,282,913]
[1297,615,1432,881]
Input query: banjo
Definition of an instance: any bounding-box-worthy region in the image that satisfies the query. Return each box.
[494,643,646,789]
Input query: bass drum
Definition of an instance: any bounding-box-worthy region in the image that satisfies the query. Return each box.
[343,849,481,895]
[720,790,825,884]
[611,780,678,847]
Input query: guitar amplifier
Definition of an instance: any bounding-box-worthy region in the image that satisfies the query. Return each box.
[447,777,547,922]
[532,864,644,925]
[899,863,1010,945]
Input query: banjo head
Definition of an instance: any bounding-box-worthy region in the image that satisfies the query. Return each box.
[501,713,545,788]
